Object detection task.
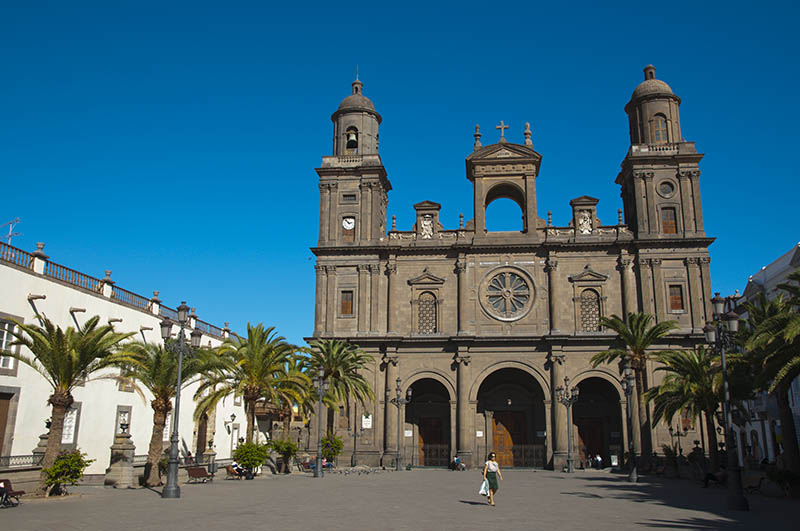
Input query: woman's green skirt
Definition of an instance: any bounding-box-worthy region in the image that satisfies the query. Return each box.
[486,471,499,490]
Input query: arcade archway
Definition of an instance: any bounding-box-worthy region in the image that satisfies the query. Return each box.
[573,377,623,468]
[477,368,546,468]
[405,378,451,467]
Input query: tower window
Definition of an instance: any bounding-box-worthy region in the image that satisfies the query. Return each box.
[340,290,354,317]
[653,115,669,144]
[661,208,678,234]
[418,292,437,334]
[345,127,359,153]
[669,285,685,312]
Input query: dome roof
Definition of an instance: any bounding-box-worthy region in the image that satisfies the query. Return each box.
[336,78,376,112]
[630,65,676,100]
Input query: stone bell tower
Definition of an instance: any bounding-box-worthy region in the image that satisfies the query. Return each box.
[316,77,391,247]
[616,65,705,239]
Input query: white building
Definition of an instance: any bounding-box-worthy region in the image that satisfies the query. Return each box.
[737,242,800,465]
[0,240,246,476]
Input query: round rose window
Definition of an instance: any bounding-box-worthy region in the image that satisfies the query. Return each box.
[480,267,535,322]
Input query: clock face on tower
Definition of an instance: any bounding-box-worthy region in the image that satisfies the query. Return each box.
[342,217,355,230]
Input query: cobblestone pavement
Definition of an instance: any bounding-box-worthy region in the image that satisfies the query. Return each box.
[3,469,796,531]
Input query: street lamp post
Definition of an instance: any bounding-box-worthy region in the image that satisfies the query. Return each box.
[313,368,329,478]
[556,376,580,473]
[704,292,749,512]
[390,377,412,471]
[160,302,202,499]
[621,366,637,482]
[350,404,366,467]
[669,424,689,456]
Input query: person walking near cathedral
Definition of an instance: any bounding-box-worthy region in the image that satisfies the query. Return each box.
[483,452,503,506]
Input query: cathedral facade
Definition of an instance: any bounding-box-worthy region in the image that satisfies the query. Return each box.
[309,66,713,470]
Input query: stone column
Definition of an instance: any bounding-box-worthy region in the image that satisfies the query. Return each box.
[456,257,468,334]
[327,182,338,242]
[369,264,380,333]
[677,171,693,236]
[455,354,472,463]
[546,258,560,333]
[385,259,398,334]
[449,402,457,463]
[651,258,666,323]
[361,182,373,241]
[318,183,330,243]
[324,266,336,335]
[619,257,636,318]
[632,173,648,233]
[383,354,399,465]
[31,242,48,274]
[699,257,712,323]
[314,265,326,336]
[688,170,705,233]
[685,258,704,332]
[357,264,369,333]
[104,431,137,489]
[549,353,568,471]
[643,172,657,234]
[638,258,655,317]
[485,411,494,455]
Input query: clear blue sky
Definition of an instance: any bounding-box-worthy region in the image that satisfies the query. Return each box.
[2,1,798,345]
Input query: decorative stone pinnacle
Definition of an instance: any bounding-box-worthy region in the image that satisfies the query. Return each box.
[473,124,482,150]
[617,209,623,224]
[547,211,552,226]
[101,269,115,285]
[459,213,464,229]
[151,290,161,303]
[391,215,397,231]
[496,121,509,143]
[32,242,49,259]
[524,122,533,147]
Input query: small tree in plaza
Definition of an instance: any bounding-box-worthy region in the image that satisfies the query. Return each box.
[42,450,94,496]
[591,312,678,465]
[644,347,722,471]
[5,315,136,494]
[307,339,375,436]
[114,341,222,487]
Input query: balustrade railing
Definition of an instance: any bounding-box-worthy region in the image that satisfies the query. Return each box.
[0,454,44,469]
[0,241,34,269]
[44,261,102,292]
[111,285,151,311]
[133,455,149,465]
[159,305,179,321]
[337,155,362,163]
[195,319,224,339]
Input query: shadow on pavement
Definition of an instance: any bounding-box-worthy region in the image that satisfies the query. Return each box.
[458,500,488,506]
[637,517,745,529]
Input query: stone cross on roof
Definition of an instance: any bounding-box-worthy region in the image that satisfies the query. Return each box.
[496,121,509,143]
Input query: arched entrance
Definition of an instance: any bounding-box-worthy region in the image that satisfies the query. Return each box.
[477,368,546,468]
[406,378,451,467]
[573,377,623,468]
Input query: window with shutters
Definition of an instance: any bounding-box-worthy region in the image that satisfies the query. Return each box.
[340,290,354,317]
[669,285,685,312]
[418,292,437,334]
[0,320,15,372]
[652,114,669,144]
[579,289,601,332]
[661,208,678,234]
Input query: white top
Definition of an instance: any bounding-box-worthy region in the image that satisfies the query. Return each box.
[485,460,498,472]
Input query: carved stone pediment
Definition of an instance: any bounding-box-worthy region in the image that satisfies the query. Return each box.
[568,264,609,283]
[408,267,446,286]
[467,142,537,160]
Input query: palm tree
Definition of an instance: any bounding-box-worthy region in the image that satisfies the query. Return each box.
[194,323,301,443]
[114,341,221,487]
[744,286,800,474]
[591,312,678,463]
[307,339,374,436]
[5,315,135,494]
[273,354,312,438]
[644,347,722,470]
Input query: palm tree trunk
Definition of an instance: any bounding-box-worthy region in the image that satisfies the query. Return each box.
[40,392,72,495]
[145,404,169,487]
[326,406,335,436]
[634,368,652,465]
[705,410,719,471]
[246,400,256,443]
[775,383,800,474]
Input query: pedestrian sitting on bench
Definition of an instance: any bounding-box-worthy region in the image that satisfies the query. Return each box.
[0,481,8,505]
[231,460,246,477]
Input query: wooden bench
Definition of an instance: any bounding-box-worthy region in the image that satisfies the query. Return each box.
[0,478,25,507]
[186,466,214,483]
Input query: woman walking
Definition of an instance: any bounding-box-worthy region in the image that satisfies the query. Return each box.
[482,452,503,506]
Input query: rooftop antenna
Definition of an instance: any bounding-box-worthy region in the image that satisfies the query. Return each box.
[1,218,22,245]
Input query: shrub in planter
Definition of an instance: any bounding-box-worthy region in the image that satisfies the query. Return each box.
[270,440,298,474]
[43,450,94,496]
[233,442,269,479]
[661,444,678,478]
[321,435,343,463]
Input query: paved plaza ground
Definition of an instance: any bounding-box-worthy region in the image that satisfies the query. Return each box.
[4,469,797,530]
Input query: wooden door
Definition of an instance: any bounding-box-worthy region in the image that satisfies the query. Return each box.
[0,393,12,453]
[577,419,602,465]
[418,417,443,466]
[493,412,526,467]
[196,414,208,461]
